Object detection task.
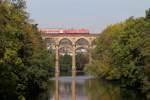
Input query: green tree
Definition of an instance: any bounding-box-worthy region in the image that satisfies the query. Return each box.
[60,53,72,71]
[146,8,150,19]
[85,9,150,99]
[76,53,89,70]
[0,0,52,99]
[48,48,55,70]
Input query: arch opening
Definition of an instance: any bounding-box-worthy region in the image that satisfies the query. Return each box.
[45,38,56,50]
[75,38,89,46]
[76,47,89,71]
[59,47,73,72]
[59,38,72,46]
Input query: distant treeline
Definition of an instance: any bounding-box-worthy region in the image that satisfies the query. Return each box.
[0,0,53,100]
[85,9,150,99]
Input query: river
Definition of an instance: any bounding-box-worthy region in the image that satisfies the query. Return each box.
[29,72,146,100]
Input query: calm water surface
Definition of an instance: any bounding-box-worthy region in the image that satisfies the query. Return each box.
[30,73,146,100]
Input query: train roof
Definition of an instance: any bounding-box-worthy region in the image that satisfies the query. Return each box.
[39,28,90,34]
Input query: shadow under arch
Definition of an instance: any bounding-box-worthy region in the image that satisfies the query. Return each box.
[75,38,89,46]
[59,38,73,46]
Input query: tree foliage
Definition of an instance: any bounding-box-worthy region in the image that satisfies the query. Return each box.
[76,53,89,70]
[0,0,52,99]
[60,54,72,71]
[85,9,150,98]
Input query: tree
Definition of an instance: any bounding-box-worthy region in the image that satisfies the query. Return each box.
[85,9,150,99]
[60,53,72,71]
[0,1,52,99]
[146,8,150,19]
[76,53,89,70]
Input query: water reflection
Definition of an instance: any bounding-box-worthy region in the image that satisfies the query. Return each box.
[85,79,121,100]
[29,72,146,100]
[54,79,60,100]
[71,72,76,100]
[51,73,145,100]
[53,72,77,100]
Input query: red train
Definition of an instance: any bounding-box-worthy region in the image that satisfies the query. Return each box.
[39,28,89,34]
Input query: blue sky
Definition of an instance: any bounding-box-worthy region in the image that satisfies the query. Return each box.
[26,0,150,33]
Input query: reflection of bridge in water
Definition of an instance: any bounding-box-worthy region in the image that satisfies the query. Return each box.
[54,73,77,100]
[48,72,142,100]
[53,72,90,100]
[41,29,97,75]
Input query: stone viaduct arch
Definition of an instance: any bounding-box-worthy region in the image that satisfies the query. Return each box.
[41,30,97,74]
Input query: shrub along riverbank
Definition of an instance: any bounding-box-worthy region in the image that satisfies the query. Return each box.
[85,9,150,99]
[0,0,53,99]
